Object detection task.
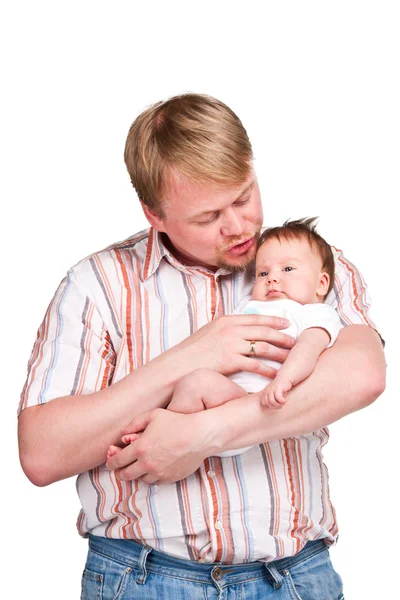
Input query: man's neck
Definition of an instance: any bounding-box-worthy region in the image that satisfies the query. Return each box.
[161,234,219,272]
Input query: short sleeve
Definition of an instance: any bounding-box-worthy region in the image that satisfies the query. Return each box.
[18,269,116,415]
[326,247,377,329]
[298,304,342,347]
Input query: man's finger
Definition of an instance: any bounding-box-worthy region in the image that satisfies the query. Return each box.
[240,357,278,379]
[116,461,147,482]
[242,340,291,362]
[228,314,290,329]
[140,474,159,485]
[238,326,296,349]
[122,411,153,435]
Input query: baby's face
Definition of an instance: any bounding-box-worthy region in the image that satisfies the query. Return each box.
[251,236,329,304]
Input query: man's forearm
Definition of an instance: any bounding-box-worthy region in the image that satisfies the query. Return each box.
[18,313,294,487]
[205,325,386,453]
[18,347,192,487]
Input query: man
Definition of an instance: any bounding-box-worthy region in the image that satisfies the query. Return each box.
[18,94,385,599]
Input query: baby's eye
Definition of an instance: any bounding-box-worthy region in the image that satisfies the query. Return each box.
[284,266,294,272]
[258,271,268,277]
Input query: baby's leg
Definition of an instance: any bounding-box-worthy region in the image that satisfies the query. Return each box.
[107,370,246,463]
[168,368,246,414]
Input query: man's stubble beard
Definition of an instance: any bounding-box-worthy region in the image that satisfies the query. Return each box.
[215,230,260,273]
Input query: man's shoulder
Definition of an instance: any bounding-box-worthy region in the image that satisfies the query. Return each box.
[68,228,151,280]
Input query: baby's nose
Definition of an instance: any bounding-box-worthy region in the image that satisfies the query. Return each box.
[267,273,279,283]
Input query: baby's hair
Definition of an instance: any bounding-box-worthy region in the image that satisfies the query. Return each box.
[258,217,335,297]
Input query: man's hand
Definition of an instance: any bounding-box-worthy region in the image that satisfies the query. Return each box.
[104,315,295,485]
[105,409,212,484]
[174,314,295,380]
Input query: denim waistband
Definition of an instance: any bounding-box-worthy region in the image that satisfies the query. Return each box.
[88,535,328,589]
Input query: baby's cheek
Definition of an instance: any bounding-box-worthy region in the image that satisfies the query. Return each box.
[251,281,264,301]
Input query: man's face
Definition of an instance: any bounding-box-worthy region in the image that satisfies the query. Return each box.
[252,237,329,304]
[145,169,264,271]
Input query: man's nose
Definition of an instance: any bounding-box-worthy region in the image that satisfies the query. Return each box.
[220,209,244,237]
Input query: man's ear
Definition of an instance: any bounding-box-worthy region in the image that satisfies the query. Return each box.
[140,201,167,233]
[317,272,330,299]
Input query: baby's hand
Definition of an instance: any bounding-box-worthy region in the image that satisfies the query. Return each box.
[261,377,293,409]
[106,434,139,462]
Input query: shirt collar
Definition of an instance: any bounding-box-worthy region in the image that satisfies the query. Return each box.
[142,227,168,280]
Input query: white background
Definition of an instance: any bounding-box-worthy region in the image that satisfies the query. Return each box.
[2,1,398,598]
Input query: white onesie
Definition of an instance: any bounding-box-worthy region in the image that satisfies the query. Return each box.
[216,297,342,458]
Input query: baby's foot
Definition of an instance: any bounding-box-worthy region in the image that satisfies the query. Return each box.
[106,444,122,461]
[106,434,138,464]
[121,433,139,445]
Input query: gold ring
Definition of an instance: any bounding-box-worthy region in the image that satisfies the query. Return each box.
[249,340,256,356]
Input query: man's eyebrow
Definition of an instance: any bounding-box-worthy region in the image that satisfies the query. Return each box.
[191,180,256,219]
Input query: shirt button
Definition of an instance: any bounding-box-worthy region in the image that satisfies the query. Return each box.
[207,470,216,478]
[215,519,223,530]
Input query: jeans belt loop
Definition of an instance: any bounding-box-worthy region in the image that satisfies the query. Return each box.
[136,544,152,585]
[264,563,284,589]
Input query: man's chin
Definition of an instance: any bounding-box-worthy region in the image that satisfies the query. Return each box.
[216,252,256,273]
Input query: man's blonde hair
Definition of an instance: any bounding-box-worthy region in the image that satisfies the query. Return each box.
[124,93,253,216]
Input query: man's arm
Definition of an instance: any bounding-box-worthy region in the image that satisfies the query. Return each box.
[212,324,385,451]
[108,324,385,484]
[18,314,293,487]
[18,350,187,487]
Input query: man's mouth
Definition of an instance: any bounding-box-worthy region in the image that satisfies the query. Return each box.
[227,237,255,256]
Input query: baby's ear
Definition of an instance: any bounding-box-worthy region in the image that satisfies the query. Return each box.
[317,272,330,299]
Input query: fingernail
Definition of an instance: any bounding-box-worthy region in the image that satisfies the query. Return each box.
[281,319,290,327]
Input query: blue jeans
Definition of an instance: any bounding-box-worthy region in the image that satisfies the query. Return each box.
[81,535,344,599]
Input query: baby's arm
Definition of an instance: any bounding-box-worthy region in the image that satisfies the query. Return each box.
[107,368,246,460]
[261,327,331,409]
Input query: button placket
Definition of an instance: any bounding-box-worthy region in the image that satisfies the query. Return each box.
[215,519,223,530]
[202,457,222,562]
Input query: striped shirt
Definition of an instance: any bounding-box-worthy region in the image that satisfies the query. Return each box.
[19,227,376,563]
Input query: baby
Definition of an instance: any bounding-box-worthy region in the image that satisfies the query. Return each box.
[107,217,341,460]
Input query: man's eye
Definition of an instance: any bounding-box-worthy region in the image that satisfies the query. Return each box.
[197,212,219,225]
[234,195,250,206]
[284,266,294,272]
